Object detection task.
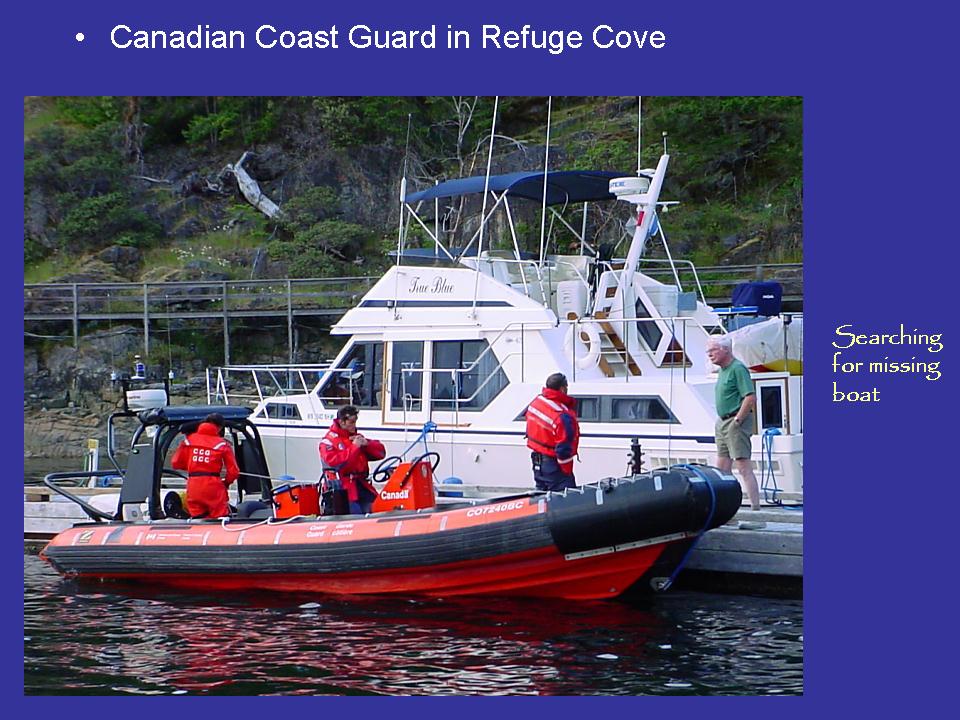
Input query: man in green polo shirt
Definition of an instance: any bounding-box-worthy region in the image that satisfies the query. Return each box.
[707,335,760,511]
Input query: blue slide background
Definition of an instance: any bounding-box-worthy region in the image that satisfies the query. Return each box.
[6,0,957,713]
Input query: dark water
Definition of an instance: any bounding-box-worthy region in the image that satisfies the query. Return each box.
[24,552,803,696]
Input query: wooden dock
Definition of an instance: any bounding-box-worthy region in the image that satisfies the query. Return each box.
[668,504,803,596]
[24,485,123,543]
[688,505,803,576]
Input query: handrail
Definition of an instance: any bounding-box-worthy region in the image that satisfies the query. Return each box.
[562,314,722,346]
[24,266,800,297]
[24,277,380,291]
[638,258,706,303]
[463,255,549,303]
[470,255,593,304]
[42,472,118,522]
[24,278,379,319]
[207,364,332,405]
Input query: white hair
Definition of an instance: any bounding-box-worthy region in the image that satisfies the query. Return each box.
[707,335,732,351]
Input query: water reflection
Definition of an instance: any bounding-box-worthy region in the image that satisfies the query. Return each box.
[25,553,802,695]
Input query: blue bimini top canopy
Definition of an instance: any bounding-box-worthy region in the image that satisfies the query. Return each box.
[404,170,628,207]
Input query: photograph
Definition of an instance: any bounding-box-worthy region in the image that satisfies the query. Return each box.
[23,95,803,695]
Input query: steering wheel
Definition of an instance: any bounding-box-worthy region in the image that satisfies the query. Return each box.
[162,467,188,479]
[392,452,442,488]
[409,452,441,473]
[371,456,403,484]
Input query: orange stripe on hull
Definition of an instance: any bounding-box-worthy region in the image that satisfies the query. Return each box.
[43,498,543,550]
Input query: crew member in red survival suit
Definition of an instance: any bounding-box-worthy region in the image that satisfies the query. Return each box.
[320,405,386,514]
[171,413,240,518]
[525,373,580,491]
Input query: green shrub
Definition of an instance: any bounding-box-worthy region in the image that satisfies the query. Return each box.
[57,192,159,250]
[24,237,49,264]
[268,219,377,277]
[55,97,123,128]
[181,97,281,148]
[183,108,239,147]
[226,204,272,242]
[280,186,341,229]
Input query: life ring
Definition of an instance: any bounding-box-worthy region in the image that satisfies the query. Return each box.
[563,323,602,370]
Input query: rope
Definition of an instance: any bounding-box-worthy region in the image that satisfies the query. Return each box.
[266,515,309,526]
[759,429,802,509]
[220,516,270,532]
[399,421,437,459]
[661,464,718,591]
[761,427,782,505]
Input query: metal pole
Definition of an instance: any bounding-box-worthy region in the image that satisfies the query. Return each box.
[434,181,440,255]
[538,96,552,267]
[287,279,294,364]
[222,281,230,365]
[637,96,642,176]
[72,284,79,348]
[580,202,588,256]
[142,283,149,359]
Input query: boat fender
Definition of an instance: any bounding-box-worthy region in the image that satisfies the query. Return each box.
[563,323,602,370]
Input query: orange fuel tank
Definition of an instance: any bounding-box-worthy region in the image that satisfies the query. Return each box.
[372,460,436,512]
[273,483,320,519]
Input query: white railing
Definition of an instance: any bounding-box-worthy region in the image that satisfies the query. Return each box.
[561,315,718,382]
[207,364,331,406]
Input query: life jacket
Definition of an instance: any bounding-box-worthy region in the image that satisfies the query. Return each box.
[171,422,240,484]
[525,388,580,473]
[319,420,386,502]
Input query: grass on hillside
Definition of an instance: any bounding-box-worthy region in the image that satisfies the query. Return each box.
[25,231,267,284]
[24,255,80,284]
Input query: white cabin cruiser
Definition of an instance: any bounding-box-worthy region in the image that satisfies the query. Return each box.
[209,154,803,502]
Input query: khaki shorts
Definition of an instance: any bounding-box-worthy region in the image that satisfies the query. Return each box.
[715,413,754,460]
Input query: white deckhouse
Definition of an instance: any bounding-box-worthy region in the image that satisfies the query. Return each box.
[210,153,803,501]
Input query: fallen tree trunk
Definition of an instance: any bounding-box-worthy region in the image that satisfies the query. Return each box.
[223,151,283,220]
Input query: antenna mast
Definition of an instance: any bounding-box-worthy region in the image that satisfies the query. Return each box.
[395,113,413,268]
[637,96,642,176]
[477,97,498,262]
[393,113,413,318]
[538,96,553,266]
[472,97,499,313]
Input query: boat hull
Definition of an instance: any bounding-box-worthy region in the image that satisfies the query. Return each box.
[41,467,741,599]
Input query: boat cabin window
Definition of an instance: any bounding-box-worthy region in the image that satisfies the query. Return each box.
[261,402,301,420]
[391,341,424,412]
[514,395,597,422]
[319,341,384,409]
[576,397,600,421]
[608,396,677,423]
[431,340,507,411]
[634,298,664,351]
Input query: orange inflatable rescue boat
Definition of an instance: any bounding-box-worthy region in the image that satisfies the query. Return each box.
[40,405,741,599]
